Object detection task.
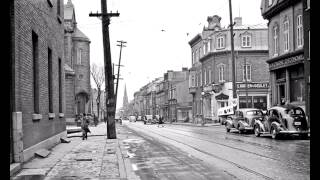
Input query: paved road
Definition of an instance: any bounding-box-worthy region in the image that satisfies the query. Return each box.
[123,120,310,180]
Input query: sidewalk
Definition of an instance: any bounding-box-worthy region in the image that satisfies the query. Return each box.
[11,123,139,180]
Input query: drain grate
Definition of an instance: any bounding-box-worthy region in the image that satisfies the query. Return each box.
[75,158,92,161]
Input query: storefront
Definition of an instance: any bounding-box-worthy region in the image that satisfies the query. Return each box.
[268,51,305,111]
[237,82,269,110]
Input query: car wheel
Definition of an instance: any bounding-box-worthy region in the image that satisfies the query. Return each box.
[271,127,278,139]
[226,124,231,132]
[254,125,260,137]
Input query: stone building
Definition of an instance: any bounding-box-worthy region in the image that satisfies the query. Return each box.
[189,15,269,122]
[260,0,308,122]
[64,0,91,124]
[10,0,66,165]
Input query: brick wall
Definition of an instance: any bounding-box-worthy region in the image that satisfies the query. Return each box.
[14,0,65,149]
[65,74,75,118]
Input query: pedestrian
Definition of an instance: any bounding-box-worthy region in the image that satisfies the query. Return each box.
[158,116,164,128]
[81,114,91,140]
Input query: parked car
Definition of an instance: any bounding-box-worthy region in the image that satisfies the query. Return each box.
[137,116,142,121]
[218,106,235,125]
[225,108,264,134]
[253,105,309,139]
[129,115,136,122]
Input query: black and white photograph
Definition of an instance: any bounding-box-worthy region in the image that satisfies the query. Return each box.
[10,0,310,179]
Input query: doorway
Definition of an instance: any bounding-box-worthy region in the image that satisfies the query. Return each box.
[278,84,286,105]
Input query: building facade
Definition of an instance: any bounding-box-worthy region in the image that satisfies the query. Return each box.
[189,15,270,122]
[261,0,308,123]
[11,0,66,164]
[64,0,91,124]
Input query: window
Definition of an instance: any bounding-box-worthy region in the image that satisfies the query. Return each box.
[199,47,202,58]
[203,43,206,55]
[32,31,39,114]
[241,35,251,47]
[200,71,202,86]
[284,18,289,52]
[204,69,207,85]
[243,64,251,81]
[307,0,310,9]
[208,39,211,52]
[273,26,279,56]
[192,51,195,64]
[218,65,225,82]
[297,15,303,48]
[191,75,195,87]
[208,69,212,83]
[48,48,53,113]
[78,74,83,80]
[77,49,82,64]
[206,68,210,84]
[57,0,61,16]
[58,58,62,113]
[198,49,200,60]
[290,65,305,102]
[217,36,225,49]
[268,0,273,6]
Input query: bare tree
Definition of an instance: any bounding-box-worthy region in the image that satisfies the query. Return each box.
[90,63,105,122]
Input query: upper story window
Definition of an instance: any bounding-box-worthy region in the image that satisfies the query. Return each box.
[273,25,279,56]
[203,43,206,55]
[268,0,273,6]
[208,39,211,52]
[208,68,212,83]
[192,51,195,64]
[198,49,200,60]
[218,64,225,82]
[241,35,251,47]
[191,75,195,87]
[243,64,251,82]
[200,71,203,86]
[57,0,61,16]
[307,0,310,9]
[77,49,82,64]
[204,69,207,85]
[217,36,225,49]
[297,15,303,48]
[283,18,290,52]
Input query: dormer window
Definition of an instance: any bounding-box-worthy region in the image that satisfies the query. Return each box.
[217,36,225,49]
[241,35,251,47]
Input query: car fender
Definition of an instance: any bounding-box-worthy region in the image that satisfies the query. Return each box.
[239,121,249,128]
[255,120,265,132]
[271,121,282,131]
[225,119,233,127]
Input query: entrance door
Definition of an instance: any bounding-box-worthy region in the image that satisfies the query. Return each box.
[278,84,286,105]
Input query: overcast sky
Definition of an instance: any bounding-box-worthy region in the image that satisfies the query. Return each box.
[64,0,267,110]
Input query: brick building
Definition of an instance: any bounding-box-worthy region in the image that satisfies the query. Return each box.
[189,15,270,122]
[261,0,308,123]
[64,0,91,124]
[10,0,66,164]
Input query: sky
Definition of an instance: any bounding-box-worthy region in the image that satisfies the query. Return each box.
[64,0,267,110]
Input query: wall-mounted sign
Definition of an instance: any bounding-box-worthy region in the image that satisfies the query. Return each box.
[237,82,269,89]
[203,85,213,92]
[269,54,304,70]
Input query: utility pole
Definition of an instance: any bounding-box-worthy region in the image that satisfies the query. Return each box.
[228,0,237,99]
[89,0,119,139]
[244,57,249,108]
[115,40,126,111]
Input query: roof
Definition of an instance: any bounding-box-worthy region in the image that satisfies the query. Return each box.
[72,27,90,41]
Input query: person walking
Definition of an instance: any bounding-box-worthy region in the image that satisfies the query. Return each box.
[81,114,91,140]
[158,116,164,128]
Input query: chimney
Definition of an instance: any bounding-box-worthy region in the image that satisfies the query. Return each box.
[234,17,242,26]
[207,15,221,30]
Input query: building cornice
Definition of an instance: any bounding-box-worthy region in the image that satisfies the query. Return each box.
[199,50,269,63]
[188,34,202,46]
[266,49,304,64]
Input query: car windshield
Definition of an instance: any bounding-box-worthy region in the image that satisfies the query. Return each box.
[246,110,263,116]
[285,108,305,116]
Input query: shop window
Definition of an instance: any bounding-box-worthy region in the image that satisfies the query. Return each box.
[239,96,253,108]
[290,66,305,102]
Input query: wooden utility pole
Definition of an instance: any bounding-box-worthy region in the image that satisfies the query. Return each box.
[228,0,237,99]
[89,0,119,139]
[115,40,126,111]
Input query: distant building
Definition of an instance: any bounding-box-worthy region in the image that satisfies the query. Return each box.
[64,0,91,124]
[188,15,270,122]
[261,0,308,122]
[10,0,66,164]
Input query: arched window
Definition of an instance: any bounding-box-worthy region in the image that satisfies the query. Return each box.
[273,24,279,56]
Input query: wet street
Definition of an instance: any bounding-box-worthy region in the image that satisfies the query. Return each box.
[122,120,310,180]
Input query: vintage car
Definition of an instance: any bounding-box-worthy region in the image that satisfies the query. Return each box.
[218,106,234,125]
[225,108,264,133]
[253,105,309,139]
[137,116,142,121]
[129,115,136,122]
